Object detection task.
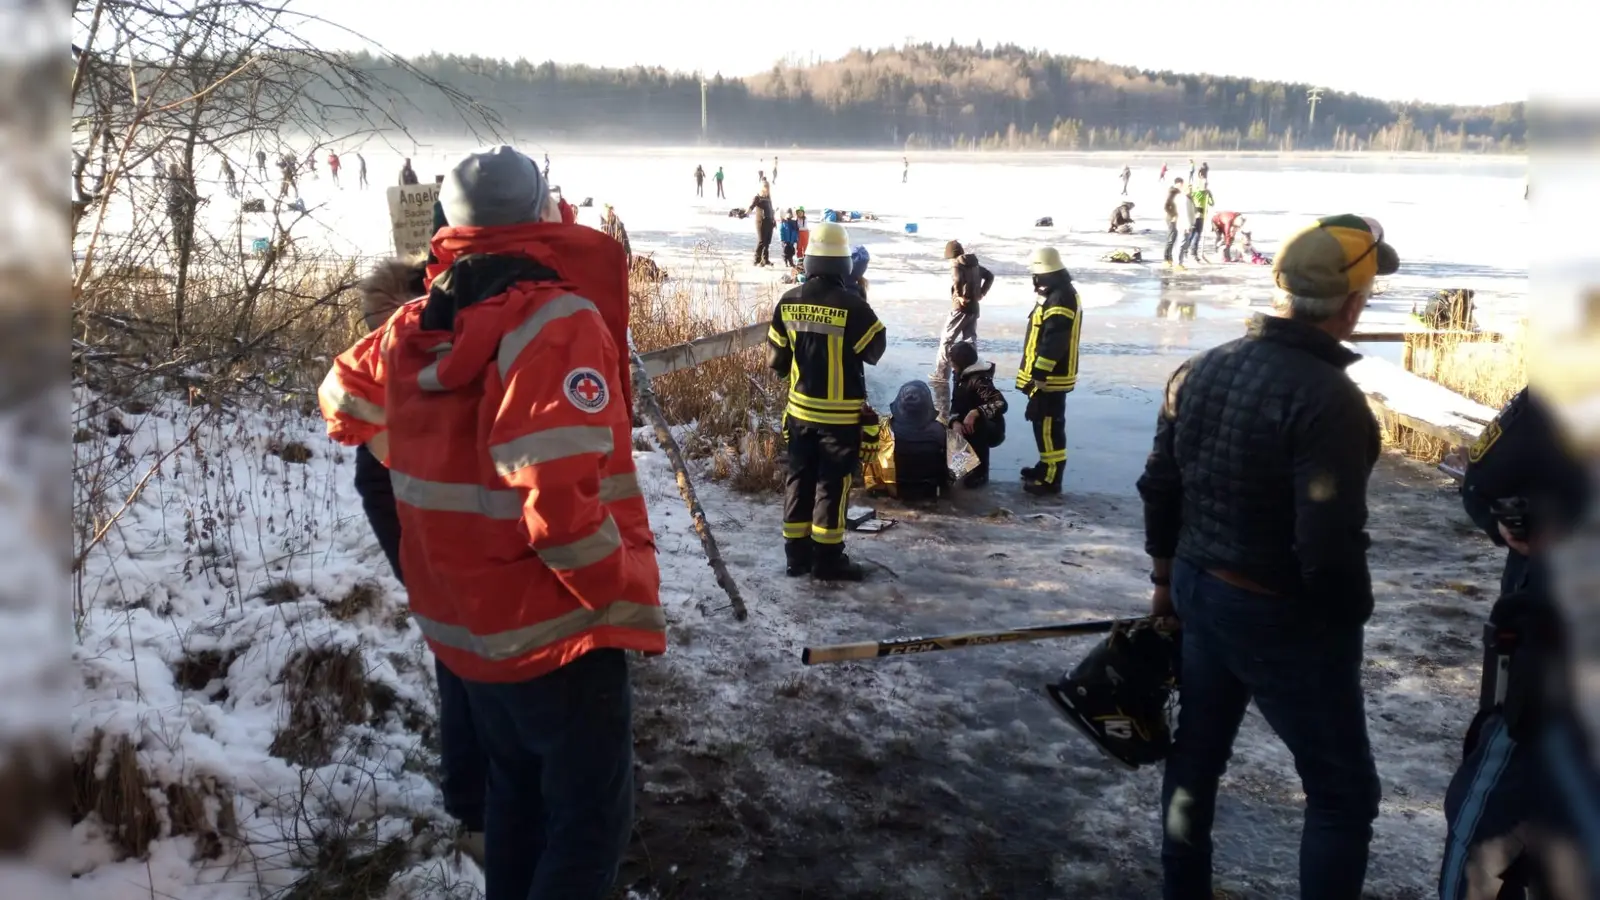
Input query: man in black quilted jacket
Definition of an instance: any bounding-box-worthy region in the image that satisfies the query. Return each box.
[1136,215,1399,900]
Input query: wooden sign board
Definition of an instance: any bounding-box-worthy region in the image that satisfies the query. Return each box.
[387,183,441,258]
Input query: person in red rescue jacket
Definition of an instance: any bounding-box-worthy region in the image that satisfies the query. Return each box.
[319,145,664,900]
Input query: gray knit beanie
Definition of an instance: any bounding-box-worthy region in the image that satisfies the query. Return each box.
[439,145,549,228]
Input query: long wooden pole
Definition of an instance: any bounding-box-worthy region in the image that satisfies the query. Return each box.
[628,346,750,622]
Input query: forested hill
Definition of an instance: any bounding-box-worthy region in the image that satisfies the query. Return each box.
[344,43,1524,153]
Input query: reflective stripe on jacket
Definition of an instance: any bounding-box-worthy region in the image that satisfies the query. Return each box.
[767,275,886,425]
[1016,274,1082,394]
[320,221,665,682]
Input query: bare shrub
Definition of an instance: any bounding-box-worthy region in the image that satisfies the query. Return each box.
[628,249,787,492]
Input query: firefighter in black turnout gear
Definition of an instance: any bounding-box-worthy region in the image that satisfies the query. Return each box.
[1439,386,1592,900]
[768,222,887,581]
[1017,247,1082,495]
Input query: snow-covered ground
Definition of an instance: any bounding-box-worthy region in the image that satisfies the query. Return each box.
[70,147,1526,898]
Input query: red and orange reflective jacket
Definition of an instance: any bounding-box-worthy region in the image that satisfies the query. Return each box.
[319,219,665,683]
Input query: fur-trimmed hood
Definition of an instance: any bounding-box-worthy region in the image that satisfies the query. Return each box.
[359,255,428,332]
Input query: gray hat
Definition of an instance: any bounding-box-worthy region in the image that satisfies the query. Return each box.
[439,145,549,228]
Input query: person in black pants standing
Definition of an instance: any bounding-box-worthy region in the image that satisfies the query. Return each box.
[748,183,776,266]
[351,257,489,863]
[767,222,886,580]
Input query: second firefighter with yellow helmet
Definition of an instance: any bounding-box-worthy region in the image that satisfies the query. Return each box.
[1017,247,1082,495]
[767,222,887,580]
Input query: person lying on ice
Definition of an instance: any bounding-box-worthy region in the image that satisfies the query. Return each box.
[946,341,1007,489]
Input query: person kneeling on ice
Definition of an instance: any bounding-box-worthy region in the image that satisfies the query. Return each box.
[946,341,1007,488]
[1135,214,1399,900]
[932,240,993,382]
[768,222,887,581]
[885,380,951,502]
[1210,210,1245,261]
[1108,201,1135,234]
[319,145,665,900]
[1017,247,1081,496]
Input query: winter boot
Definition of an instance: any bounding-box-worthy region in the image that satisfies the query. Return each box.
[961,467,990,489]
[812,548,866,582]
[784,540,813,577]
[1023,478,1062,496]
[1020,463,1043,481]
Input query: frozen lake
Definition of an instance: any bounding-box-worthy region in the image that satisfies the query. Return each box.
[131,146,1528,493]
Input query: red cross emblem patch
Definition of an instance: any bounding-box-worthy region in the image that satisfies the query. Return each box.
[563,367,610,414]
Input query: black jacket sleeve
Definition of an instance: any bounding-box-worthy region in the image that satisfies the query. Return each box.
[766,302,791,375]
[354,444,404,583]
[1291,384,1377,621]
[974,375,1008,418]
[1136,360,1188,558]
[1461,387,1592,545]
[977,266,994,299]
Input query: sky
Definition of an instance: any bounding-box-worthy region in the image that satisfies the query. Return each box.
[292,0,1542,106]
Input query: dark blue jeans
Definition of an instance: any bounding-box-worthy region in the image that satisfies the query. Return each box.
[1161,560,1381,900]
[460,649,634,900]
[436,659,487,832]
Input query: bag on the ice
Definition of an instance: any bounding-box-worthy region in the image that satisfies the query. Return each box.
[1045,617,1180,770]
[1034,216,1054,227]
[946,429,980,479]
[1101,249,1143,263]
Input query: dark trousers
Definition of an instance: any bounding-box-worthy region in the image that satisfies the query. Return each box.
[354,445,488,832]
[696,180,703,196]
[1164,221,1179,262]
[1180,216,1204,263]
[716,181,724,198]
[782,241,796,267]
[1162,560,1380,900]
[461,649,634,900]
[784,421,861,557]
[755,228,773,265]
[963,417,1003,477]
[1024,391,1067,485]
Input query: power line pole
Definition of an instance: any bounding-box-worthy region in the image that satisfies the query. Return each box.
[1307,87,1325,128]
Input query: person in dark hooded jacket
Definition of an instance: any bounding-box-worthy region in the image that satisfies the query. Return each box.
[932,240,993,382]
[947,341,1008,488]
[351,255,490,864]
[1109,201,1135,233]
[749,184,776,266]
[888,380,950,502]
[1017,247,1082,495]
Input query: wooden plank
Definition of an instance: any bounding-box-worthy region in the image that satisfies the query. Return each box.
[1346,353,1499,450]
[637,322,768,379]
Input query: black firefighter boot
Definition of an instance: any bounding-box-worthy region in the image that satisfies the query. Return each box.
[811,543,866,582]
[784,539,813,578]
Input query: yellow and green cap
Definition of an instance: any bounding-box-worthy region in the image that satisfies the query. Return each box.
[1272,214,1400,299]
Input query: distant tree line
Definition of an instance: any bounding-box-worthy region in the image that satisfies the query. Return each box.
[330,42,1524,153]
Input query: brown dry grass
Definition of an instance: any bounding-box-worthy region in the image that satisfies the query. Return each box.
[628,259,787,493]
[269,645,370,768]
[1405,325,1526,409]
[72,731,238,861]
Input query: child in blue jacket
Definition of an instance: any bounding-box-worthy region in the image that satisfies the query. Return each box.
[779,209,800,268]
